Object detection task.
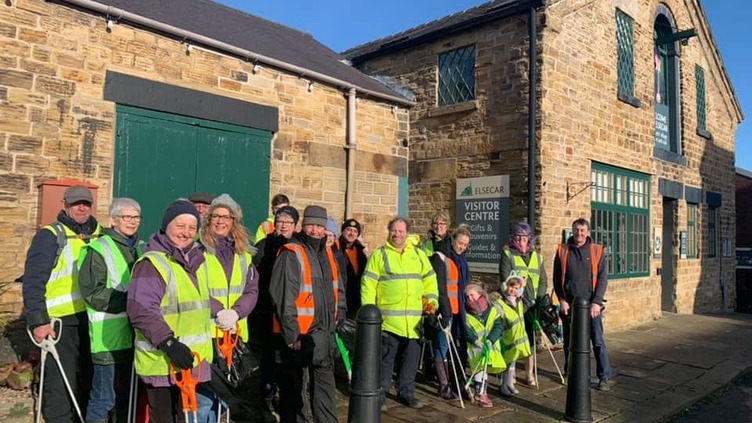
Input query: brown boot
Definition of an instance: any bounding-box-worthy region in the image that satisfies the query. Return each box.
[526,355,538,387]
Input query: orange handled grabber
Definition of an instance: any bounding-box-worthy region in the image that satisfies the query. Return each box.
[215,323,240,367]
[170,351,201,422]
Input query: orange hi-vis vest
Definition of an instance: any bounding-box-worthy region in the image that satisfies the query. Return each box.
[435,252,459,314]
[556,243,604,302]
[335,239,361,275]
[272,243,339,335]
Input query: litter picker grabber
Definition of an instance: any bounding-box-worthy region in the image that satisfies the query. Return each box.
[27,318,84,423]
[334,333,352,382]
[463,346,487,404]
[170,351,201,423]
[126,363,137,423]
[215,326,239,423]
[534,319,566,384]
[442,323,465,409]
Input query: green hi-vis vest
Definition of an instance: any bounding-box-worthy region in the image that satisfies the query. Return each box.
[78,235,139,356]
[496,299,532,363]
[466,306,506,374]
[205,251,252,341]
[504,247,542,293]
[44,223,101,318]
[133,251,212,377]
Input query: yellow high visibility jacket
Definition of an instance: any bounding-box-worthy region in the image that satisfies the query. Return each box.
[205,251,253,341]
[361,239,438,339]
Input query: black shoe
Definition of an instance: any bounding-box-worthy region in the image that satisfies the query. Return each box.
[398,396,424,409]
[596,379,611,391]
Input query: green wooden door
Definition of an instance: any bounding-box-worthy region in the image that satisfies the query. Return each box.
[114,105,271,238]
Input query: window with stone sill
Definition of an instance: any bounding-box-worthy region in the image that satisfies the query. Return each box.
[591,163,650,278]
[437,45,476,107]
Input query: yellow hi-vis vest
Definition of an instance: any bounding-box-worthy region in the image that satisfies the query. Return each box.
[79,235,137,355]
[205,251,252,341]
[361,243,438,339]
[503,246,542,293]
[44,223,101,318]
[495,299,531,363]
[255,216,274,243]
[466,306,506,374]
[133,251,212,377]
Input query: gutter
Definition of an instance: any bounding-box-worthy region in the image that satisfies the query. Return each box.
[345,88,357,218]
[527,2,541,227]
[59,0,415,107]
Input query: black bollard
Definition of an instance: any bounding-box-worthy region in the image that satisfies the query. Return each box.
[347,305,383,423]
[565,297,592,423]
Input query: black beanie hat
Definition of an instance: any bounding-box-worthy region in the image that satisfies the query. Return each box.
[341,218,362,235]
[161,200,200,232]
[274,205,300,225]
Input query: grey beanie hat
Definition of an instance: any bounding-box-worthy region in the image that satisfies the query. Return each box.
[210,193,242,221]
[302,205,328,227]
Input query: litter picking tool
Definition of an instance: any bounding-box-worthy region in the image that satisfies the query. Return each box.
[27,318,84,423]
[535,320,566,384]
[126,362,138,423]
[216,324,241,368]
[170,351,201,423]
[463,347,487,403]
[334,333,352,382]
[442,324,465,409]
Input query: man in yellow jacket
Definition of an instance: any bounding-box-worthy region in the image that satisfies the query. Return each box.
[361,217,439,411]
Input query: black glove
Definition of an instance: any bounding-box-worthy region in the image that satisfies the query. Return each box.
[159,337,194,370]
[440,315,450,329]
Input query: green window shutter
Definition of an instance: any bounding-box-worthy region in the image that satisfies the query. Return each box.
[708,207,717,258]
[616,9,635,98]
[590,162,650,278]
[438,45,476,106]
[695,65,706,131]
[398,176,409,217]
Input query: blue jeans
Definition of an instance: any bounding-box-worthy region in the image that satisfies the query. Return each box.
[86,363,131,421]
[196,383,225,423]
[431,317,452,360]
[562,312,612,380]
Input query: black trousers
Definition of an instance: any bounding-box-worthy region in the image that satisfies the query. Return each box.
[380,331,420,401]
[277,364,337,423]
[145,385,185,423]
[42,317,92,423]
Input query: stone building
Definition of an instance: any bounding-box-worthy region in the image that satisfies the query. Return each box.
[345,0,743,330]
[0,0,411,311]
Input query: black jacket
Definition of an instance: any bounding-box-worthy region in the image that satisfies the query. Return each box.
[334,236,366,319]
[22,210,99,328]
[552,237,608,306]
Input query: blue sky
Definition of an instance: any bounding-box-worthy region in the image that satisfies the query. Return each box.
[221,0,750,170]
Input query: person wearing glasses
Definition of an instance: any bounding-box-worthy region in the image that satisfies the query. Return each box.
[199,194,259,421]
[77,198,143,423]
[421,211,450,256]
[498,221,547,388]
[249,205,299,420]
[254,194,291,244]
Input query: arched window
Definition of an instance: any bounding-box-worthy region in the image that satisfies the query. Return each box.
[653,5,683,160]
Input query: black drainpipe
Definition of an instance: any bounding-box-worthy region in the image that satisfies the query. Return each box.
[527,3,539,227]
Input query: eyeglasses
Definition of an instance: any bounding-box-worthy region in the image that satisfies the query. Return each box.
[210,214,234,222]
[513,235,529,239]
[118,215,142,222]
[276,220,295,226]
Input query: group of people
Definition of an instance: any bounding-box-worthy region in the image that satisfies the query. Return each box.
[21,184,612,423]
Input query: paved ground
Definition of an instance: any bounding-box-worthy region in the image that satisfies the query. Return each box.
[667,371,752,423]
[3,311,752,422]
[341,312,752,423]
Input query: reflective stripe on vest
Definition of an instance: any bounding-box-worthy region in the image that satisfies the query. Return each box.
[272,244,339,335]
[82,235,135,355]
[206,251,252,341]
[466,306,506,374]
[44,223,101,317]
[504,247,541,293]
[557,243,604,302]
[496,299,531,362]
[133,251,212,377]
[435,252,459,314]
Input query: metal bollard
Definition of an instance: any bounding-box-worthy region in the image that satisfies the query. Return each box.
[565,297,592,423]
[347,305,383,423]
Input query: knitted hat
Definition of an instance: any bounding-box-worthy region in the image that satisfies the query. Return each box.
[209,193,242,222]
[302,205,328,227]
[326,216,339,236]
[161,200,200,232]
[275,205,299,224]
[188,192,215,205]
[63,185,93,205]
[341,218,362,235]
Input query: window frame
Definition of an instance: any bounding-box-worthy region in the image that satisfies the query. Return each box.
[695,65,713,140]
[616,9,640,107]
[437,44,477,107]
[707,206,718,258]
[590,163,651,279]
[687,203,699,259]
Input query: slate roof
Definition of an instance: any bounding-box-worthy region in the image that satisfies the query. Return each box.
[87,0,403,99]
[343,0,537,63]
